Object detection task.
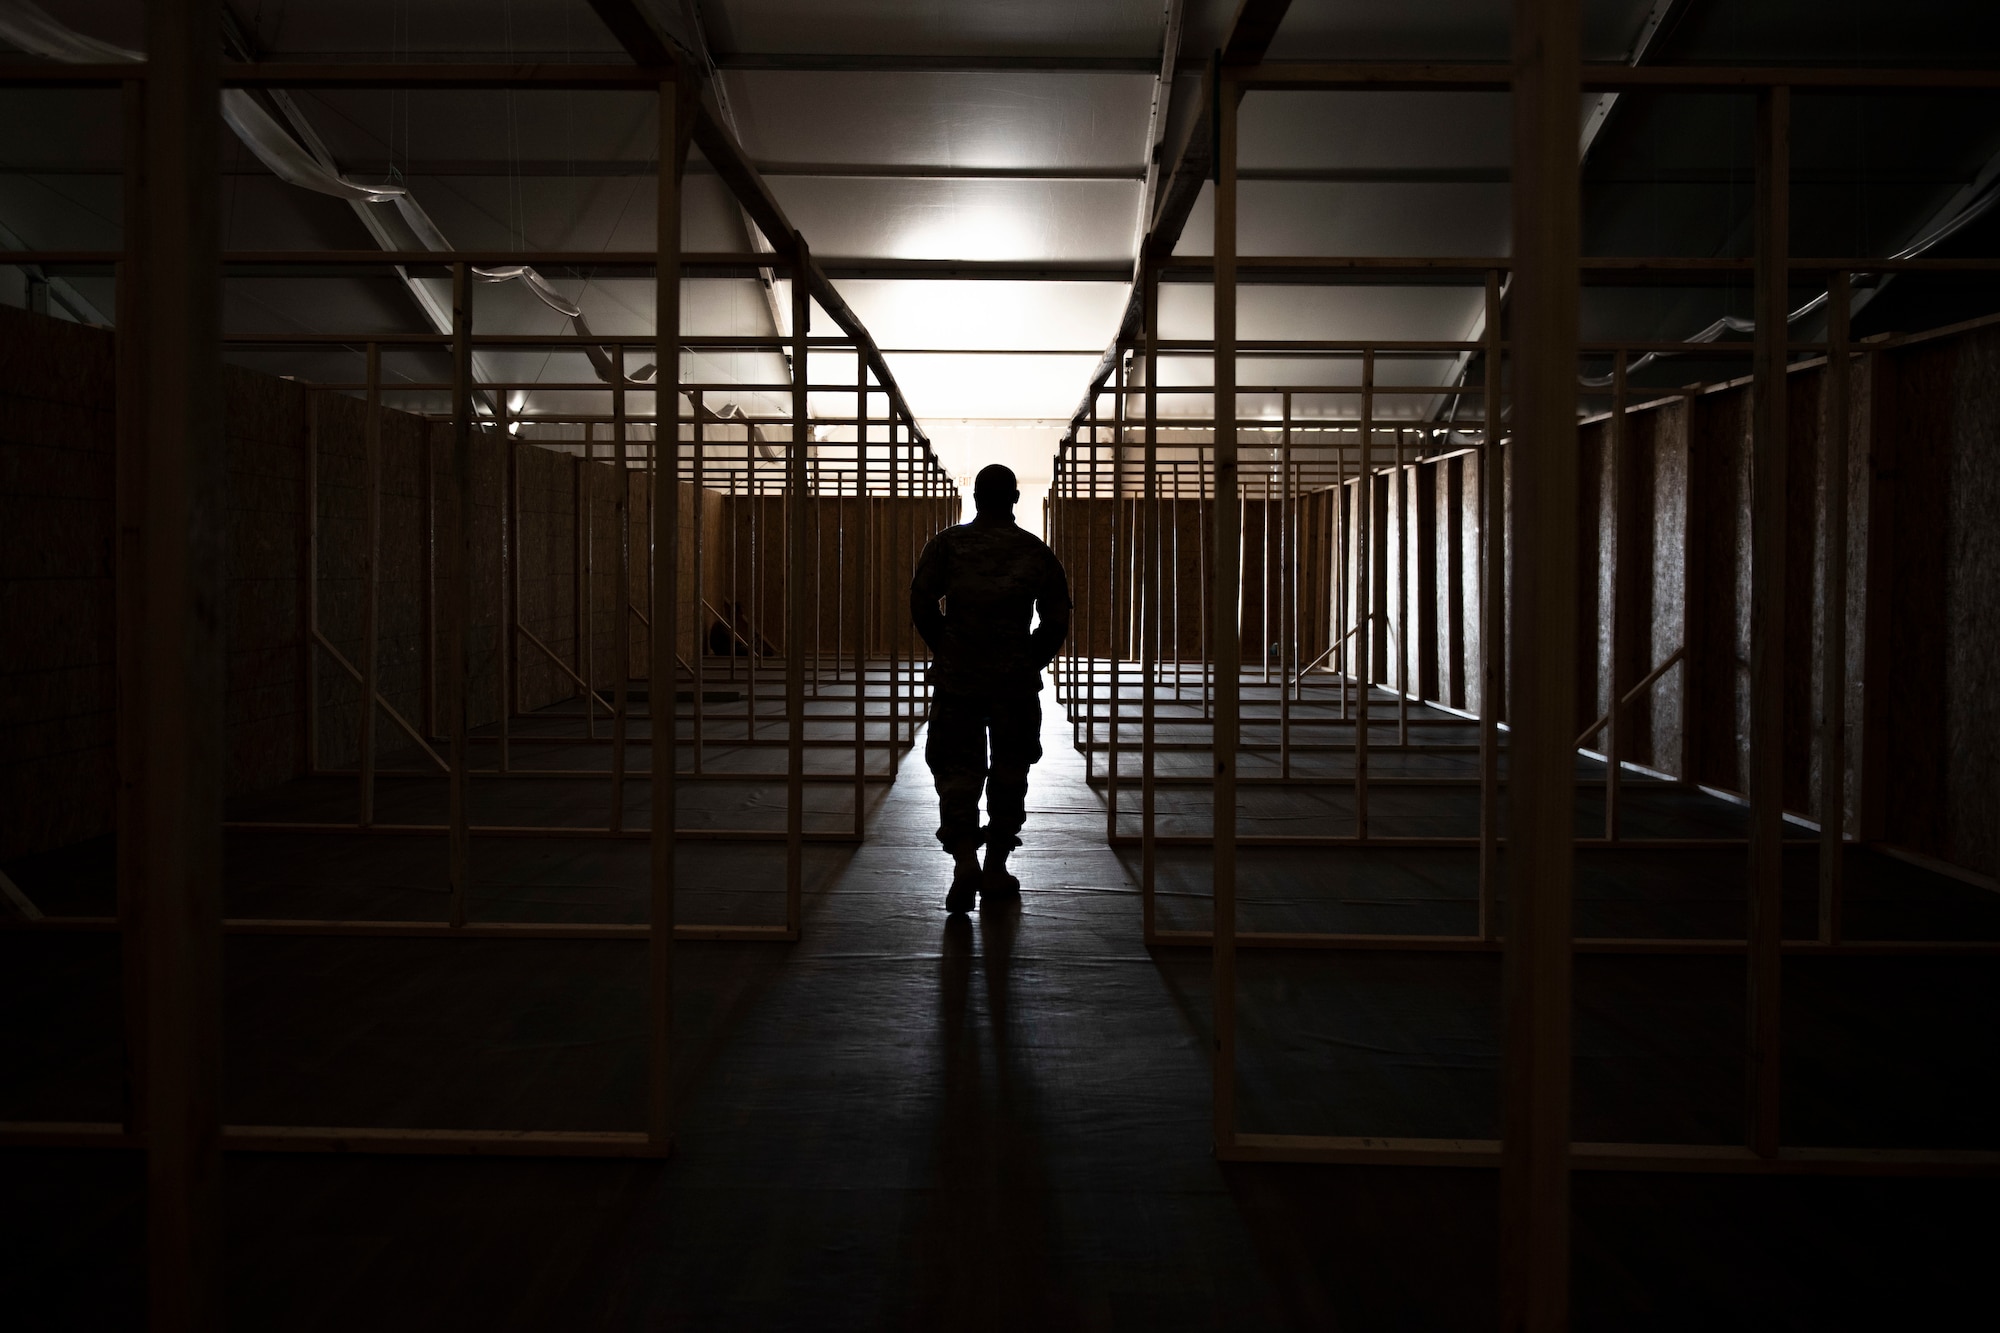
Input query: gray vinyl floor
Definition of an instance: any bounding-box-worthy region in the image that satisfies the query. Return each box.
[4,687,1999,1329]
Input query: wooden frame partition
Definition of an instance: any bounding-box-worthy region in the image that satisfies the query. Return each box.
[1044,41,2000,1312]
[0,45,958,1193]
[28,333,955,944]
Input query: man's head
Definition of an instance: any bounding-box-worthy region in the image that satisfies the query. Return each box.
[972,463,1019,516]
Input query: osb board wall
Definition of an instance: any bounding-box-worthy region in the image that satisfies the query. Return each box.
[1294,487,1337,672]
[711,496,947,661]
[504,448,719,698]
[515,443,579,707]
[1327,451,1506,720]
[2,309,317,859]
[440,422,508,732]
[314,393,433,771]
[221,366,310,793]
[1870,320,2000,877]
[1668,362,1867,820]
[0,305,117,858]
[1052,497,1211,662]
[1013,324,1996,879]
[619,467,710,681]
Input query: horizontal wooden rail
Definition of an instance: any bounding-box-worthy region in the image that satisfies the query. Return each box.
[0,1121,670,1157]
[1224,1133,2000,1175]
[1232,61,2000,92]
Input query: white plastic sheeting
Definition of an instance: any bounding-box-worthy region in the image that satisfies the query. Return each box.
[0,0,666,384]
[0,0,404,204]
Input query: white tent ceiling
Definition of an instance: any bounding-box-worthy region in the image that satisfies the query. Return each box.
[7,1,2000,496]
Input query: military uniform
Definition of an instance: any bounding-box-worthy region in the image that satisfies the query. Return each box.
[909,513,1071,858]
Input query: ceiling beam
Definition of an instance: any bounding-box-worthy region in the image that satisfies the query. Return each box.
[581,0,933,446]
[1067,0,1297,431]
[581,0,678,67]
[40,162,1975,187]
[711,53,1207,75]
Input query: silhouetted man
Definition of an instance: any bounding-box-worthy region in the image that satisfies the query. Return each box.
[910,464,1071,912]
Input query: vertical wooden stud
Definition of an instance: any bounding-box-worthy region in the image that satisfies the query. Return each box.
[691,393,706,775]
[1356,351,1374,841]
[1606,350,1628,839]
[1108,361,1124,837]
[446,266,474,927]
[1818,271,1851,943]
[1211,67,1242,1153]
[359,342,382,825]
[1480,271,1504,939]
[856,373,871,831]
[787,241,810,935]
[1500,1,1582,1321]
[611,349,630,832]
[137,7,225,1321]
[648,74,691,1154]
[1746,84,1792,1160]
[1142,262,1160,936]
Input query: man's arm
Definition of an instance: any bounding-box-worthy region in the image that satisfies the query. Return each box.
[1027,550,1072,670]
[909,535,949,654]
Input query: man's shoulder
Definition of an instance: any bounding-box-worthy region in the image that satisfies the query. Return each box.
[950,518,1054,552]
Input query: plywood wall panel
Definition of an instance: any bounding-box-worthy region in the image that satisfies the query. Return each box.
[1869,320,2000,876]
[515,445,578,711]
[221,365,309,792]
[0,305,116,858]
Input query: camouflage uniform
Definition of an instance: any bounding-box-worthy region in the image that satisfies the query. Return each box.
[909,513,1071,857]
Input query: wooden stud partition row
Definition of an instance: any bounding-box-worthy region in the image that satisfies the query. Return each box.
[34,327,957,939]
[1049,28,2000,1328]
[0,41,957,1328]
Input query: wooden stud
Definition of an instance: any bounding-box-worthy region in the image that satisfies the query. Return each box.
[611,349,630,832]
[445,267,475,927]
[1197,439,1211,722]
[1606,349,1628,839]
[1169,454,1180,701]
[1747,85,1792,1160]
[576,447,591,737]
[787,240,810,934]
[813,448,823,697]
[888,419,900,758]
[855,371,870,834]
[137,5,225,1321]
[497,391,512,775]
[1141,265,1161,934]
[306,394,321,773]
[748,434,762,742]
[1500,2,1582,1321]
[359,343,382,826]
[1280,394,1293,779]
[1356,350,1373,841]
[1211,66,1242,1153]
[1398,428,1411,748]
[727,453,739,689]
[1108,360,1123,835]
[649,73,691,1154]
[422,387,437,741]
[113,64,149,1177]
[1480,270,1504,939]
[691,392,706,776]
[1084,401,1098,779]
[1818,271,1851,943]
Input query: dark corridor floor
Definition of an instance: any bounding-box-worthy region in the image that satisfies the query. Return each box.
[5,701,1999,1330]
